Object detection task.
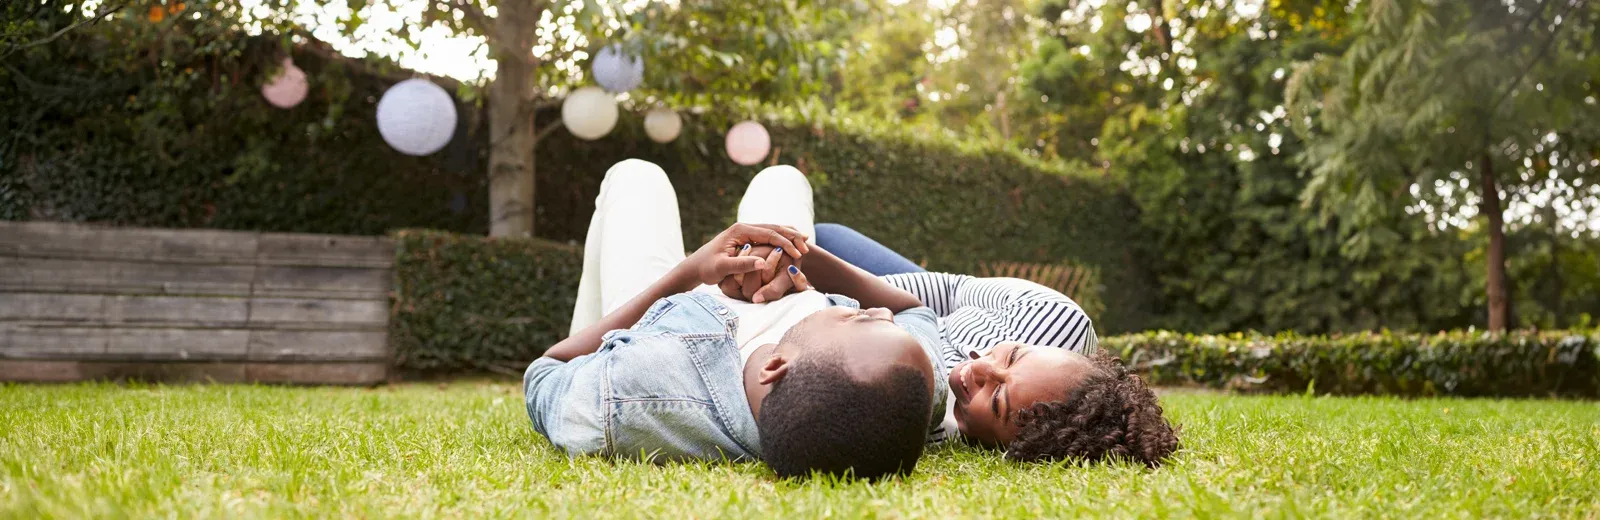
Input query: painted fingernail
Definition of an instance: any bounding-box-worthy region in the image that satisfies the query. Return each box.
[788,265,800,275]
[774,247,782,255]
[741,244,751,251]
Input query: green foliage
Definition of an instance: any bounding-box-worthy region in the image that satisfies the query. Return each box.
[1104,329,1600,398]
[1286,0,1600,329]
[390,229,583,374]
[1288,0,1600,253]
[1023,0,1479,334]
[831,0,1049,149]
[7,383,1600,517]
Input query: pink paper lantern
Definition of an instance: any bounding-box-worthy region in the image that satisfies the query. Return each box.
[725,121,771,166]
[261,58,309,109]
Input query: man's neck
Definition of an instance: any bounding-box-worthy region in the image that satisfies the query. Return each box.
[742,343,778,419]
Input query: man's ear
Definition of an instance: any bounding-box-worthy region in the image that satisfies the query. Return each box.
[757,350,791,386]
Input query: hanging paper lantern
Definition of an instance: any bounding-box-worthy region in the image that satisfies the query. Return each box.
[725,121,771,166]
[592,45,644,93]
[561,86,619,141]
[376,78,458,156]
[261,58,309,109]
[644,108,682,144]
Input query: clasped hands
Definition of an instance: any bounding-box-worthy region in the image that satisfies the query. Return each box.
[680,223,814,304]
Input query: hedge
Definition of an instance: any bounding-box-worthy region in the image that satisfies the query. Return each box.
[390,229,582,374]
[390,229,1600,399]
[1102,330,1600,398]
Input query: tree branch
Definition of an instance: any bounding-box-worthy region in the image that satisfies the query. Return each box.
[1487,0,1580,114]
[6,0,129,54]
[533,97,563,111]
[449,0,495,39]
[535,119,565,141]
[288,28,465,90]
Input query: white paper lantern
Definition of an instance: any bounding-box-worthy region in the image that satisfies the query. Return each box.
[592,45,644,93]
[376,78,458,156]
[644,108,682,143]
[561,86,619,141]
[725,121,771,166]
[261,58,308,109]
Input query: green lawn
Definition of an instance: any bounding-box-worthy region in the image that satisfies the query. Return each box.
[1,382,1596,518]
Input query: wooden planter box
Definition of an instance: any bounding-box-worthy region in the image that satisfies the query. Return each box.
[1,222,391,384]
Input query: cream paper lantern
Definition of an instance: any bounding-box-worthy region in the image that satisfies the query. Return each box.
[561,86,619,141]
[725,120,771,166]
[592,45,644,93]
[644,107,682,143]
[261,58,308,109]
[376,78,457,156]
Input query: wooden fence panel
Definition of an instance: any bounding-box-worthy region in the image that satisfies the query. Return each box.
[0,221,393,384]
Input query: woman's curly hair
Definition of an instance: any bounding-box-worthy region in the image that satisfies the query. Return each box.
[1005,349,1179,467]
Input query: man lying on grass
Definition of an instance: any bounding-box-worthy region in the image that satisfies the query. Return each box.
[523,160,947,480]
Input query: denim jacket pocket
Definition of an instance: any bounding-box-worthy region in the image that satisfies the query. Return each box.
[630,298,678,330]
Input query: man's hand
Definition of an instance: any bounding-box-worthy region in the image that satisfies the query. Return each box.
[679,223,810,290]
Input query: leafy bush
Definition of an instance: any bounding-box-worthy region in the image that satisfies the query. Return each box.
[1103,330,1600,398]
[390,229,582,374]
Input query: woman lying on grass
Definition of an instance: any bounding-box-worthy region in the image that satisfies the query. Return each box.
[723,224,1180,467]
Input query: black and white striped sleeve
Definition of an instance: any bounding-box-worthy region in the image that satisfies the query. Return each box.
[947,276,1098,355]
[880,272,972,317]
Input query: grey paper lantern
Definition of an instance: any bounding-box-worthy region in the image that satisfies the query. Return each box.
[376,78,457,156]
[592,45,644,93]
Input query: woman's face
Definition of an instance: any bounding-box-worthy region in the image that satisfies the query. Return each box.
[948,342,1093,446]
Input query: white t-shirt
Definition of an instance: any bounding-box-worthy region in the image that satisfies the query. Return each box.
[694,285,831,362]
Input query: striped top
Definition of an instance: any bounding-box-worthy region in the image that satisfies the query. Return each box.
[883,272,1099,365]
[882,273,1098,445]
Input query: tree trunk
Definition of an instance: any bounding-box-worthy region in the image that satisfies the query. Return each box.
[1480,151,1510,332]
[487,3,540,238]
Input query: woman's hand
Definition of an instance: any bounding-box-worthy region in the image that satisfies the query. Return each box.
[719,244,814,303]
[678,223,810,289]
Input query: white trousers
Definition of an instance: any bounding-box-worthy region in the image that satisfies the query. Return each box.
[569,159,816,335]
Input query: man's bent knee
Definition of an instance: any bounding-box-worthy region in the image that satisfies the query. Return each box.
[751,165,807,184]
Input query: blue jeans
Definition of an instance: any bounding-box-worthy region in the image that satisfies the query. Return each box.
[813,223,926,276]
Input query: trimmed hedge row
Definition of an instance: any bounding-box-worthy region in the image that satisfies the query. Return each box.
[390,229,1600,400]
[390,229,582,374]
[1102,330,1600,398]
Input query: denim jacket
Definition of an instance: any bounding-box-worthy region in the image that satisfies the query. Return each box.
[523,291,949,463]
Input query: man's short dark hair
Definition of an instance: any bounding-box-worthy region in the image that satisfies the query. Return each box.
[758,359,932,480]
